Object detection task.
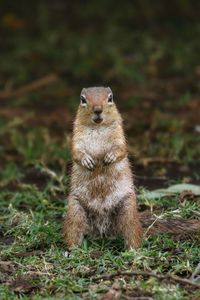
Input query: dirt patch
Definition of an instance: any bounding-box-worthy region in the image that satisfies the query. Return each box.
[7,275,40,294]
[0,234,15,246]
[0,261,15,274]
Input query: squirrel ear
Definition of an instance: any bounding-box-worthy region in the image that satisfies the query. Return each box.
[107,87,112,93]
[81,88,86,95]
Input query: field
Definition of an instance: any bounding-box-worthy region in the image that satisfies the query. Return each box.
[0,2,200,299]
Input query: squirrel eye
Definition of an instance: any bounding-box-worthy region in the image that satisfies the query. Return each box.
[108,93,113,103]
[80,95,87,106]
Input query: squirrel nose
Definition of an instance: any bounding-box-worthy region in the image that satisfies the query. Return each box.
[93,106,102,114]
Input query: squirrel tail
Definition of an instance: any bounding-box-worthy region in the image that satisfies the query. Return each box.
[140,211,200,236]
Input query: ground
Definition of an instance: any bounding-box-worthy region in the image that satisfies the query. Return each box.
[0,2,200,299]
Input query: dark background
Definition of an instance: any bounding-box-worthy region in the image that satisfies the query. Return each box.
[1,0,200,189]
[1,2,200,299]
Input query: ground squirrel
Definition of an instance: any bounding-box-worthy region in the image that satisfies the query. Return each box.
[63,87,143,249]
[63,87,200,250]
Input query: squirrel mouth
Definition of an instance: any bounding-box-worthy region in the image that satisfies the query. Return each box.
[94,118,103,124]
[92,115,103,124]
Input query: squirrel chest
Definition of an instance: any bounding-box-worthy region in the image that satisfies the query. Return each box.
[78,126,112,158]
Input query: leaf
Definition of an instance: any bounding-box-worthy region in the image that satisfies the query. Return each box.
[139,184,200,200]
[2,14,27,30]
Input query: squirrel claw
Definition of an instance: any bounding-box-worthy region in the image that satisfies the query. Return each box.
[104,152,116,165]
[81,155,95,170]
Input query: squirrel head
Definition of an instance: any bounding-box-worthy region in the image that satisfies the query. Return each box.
[78,87,119,126]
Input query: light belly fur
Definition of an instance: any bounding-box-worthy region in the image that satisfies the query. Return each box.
[71,158,134,214]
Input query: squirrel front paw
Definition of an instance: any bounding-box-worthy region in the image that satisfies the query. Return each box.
[103,151,117,165]
[81,154,96,170]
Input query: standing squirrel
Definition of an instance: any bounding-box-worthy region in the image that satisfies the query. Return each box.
[64,87,143,249]
[63,87,200,250]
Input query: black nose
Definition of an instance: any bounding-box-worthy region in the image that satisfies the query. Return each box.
[94,107,102,114]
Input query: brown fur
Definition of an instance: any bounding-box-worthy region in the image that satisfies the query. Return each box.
[63,87,143,249]
[116,193,143,248]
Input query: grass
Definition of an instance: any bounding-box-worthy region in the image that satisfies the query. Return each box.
[0,135,199,299]
[0,1,200,299]
[0,196,199,300]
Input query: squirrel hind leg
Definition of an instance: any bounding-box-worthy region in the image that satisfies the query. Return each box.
[115,193,143,249]
[63,198,89,250]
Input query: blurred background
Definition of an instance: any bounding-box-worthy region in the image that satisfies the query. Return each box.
[1,0,200,191]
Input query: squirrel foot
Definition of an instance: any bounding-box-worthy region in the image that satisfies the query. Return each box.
[81,154,96,170]
[104,151,117,165]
